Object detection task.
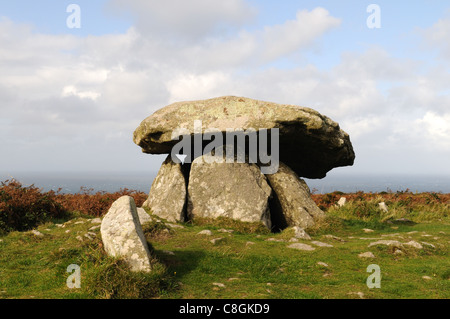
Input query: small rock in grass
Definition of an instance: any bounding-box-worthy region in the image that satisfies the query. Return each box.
[84,232,96,240]
[317,262,329,267]
[210,238,224,245]
[291,226,311,240]
[90,218,102,224]
[337,197,346,207]
[198,230,212,236]
[287,243,315,251]
[422,276,432,280]
[368,240,403,248]
[167,223,185,229]
[218,228,234,233]
[76,236,83,242]
[421,242,435,248]
[212,282,226,288]
[324,234,345,242]
[246,241,255,246]
[89,225,101,231]
[358,252,375,258]
[378,202,388,212]
[348,292,365,299]
[311,241,333,248]
[404,241,423,249]
[363,228,374,233]
[31,230,44,238]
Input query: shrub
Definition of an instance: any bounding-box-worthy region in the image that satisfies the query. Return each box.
[0,179,66,233]
[53,187,148,217]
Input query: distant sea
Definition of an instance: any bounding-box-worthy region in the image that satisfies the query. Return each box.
[2,171,450,194]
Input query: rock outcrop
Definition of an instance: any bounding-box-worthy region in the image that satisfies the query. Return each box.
[100,196,153,272]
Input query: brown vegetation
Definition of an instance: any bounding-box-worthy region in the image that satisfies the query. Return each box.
[311,190,450,211]
[0,179,147,233]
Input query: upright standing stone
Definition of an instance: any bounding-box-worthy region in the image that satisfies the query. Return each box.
[101,196,153,272]
[143,155,187,222]
[187,154,272,228]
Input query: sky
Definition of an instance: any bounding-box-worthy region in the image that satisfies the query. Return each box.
[1,0,449,179]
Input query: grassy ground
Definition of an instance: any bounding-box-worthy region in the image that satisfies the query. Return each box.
[0,195,448,299]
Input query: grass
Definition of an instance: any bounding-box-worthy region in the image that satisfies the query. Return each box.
[0,190,448,299]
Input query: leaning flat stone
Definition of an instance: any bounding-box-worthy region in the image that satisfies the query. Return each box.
[187,153,272,228]
[101,196,153,272]
[143,155,187,223]
[265,162,324,229]
[287,243,316,251]
[133,96,355,179]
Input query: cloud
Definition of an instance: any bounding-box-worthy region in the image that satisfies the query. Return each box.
[107,0,257,41]
[416,112,450,149]
[1,5,450,175]
[421,17,450,60]
[261,8,341,62]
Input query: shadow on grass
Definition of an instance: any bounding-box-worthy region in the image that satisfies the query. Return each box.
[152,248,206,281]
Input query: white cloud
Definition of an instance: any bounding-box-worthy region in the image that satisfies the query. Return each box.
[107,0,257,41]
[261,8,341,62]
[416,112,450,149]
[166,72,233,103]
[422,17,450,60]
[1,5,450,175]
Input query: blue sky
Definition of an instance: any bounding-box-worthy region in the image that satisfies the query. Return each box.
[0,0,449,177]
